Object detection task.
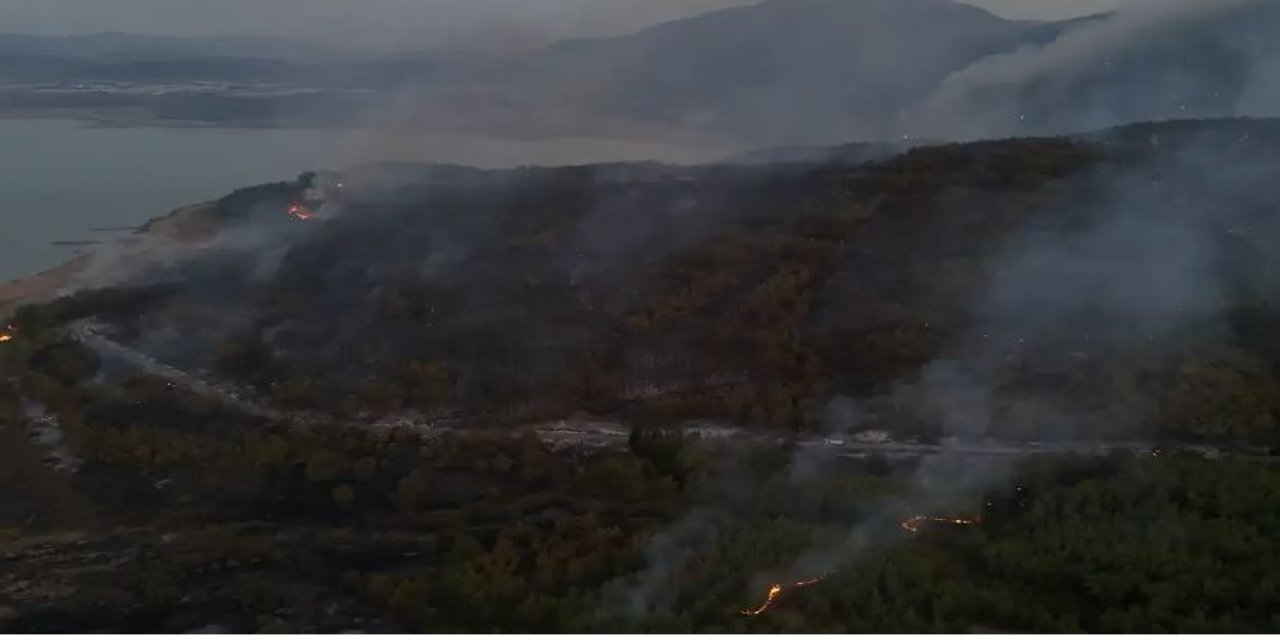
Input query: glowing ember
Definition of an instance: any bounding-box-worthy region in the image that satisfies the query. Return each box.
[900,515,981,534]
[741,575,829,616]
[288,203,317,220]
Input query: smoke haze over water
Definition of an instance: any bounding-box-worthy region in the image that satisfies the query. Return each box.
[0,0,1120,50]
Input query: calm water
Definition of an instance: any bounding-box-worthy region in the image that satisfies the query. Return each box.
[0,118,735,281]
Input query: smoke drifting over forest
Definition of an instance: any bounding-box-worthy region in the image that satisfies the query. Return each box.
[317,0,1280,151]
[608,119,1280,605]
[22,1,1280,578]
[913,0,1280,139]
[7,1,1280,632]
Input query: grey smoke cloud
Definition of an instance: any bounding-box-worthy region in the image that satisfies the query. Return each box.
[710,124,1279,593]
[937,1,1276,143]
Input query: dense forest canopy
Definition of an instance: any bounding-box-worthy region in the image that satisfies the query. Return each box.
[2,375,1279,632]
[4,118,1280,633]
[21,117,1280,446]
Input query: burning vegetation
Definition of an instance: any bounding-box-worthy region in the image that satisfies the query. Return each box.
[286,171,342,221]
[5,121,1280,633]
[742,514,982,616]
[287,203,317,221]
[70,121,1280,448]
[741,575,830,616]
[0,325,16,343]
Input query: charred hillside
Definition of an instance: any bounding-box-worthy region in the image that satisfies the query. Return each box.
[16,118,1280,445]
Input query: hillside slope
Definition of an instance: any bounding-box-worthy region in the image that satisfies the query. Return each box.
[516,0,1035,144]
[11,118,1280,447]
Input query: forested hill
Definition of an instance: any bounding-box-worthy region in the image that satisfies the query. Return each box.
[7,118,1280,634]
[15,118,1280,446]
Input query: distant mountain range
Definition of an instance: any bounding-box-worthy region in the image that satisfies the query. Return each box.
[3,0,1279,146]
[488,0,1279,144]
[0,32,367,62]
[501,0,1090,143]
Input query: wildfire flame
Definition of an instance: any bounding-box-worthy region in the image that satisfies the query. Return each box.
[741,575,829,616]
[740,514,981,616]
[0,325,15,343]
[288,203,317,221]
[900,515,981,534]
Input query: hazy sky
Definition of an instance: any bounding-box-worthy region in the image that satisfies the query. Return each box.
[0,0,1136,50]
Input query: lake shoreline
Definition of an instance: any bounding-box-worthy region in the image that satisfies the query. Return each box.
[0,114,744,319]
[0,201,217,317]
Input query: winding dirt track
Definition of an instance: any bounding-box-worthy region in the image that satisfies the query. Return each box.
[65,320,1279,461]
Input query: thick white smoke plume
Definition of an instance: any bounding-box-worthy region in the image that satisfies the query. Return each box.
[912,0,1279,140]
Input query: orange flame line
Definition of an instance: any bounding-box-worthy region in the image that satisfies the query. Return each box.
[741,515,982,616]
[741,575,829,616]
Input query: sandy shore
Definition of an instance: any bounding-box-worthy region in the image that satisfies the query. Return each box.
[136,201,221,242]
[0,256,93,316]
[0,201,220,317]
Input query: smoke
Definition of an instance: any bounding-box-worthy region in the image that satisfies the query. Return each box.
[604,509,719,618]
[328,0,1280,154]
[53,193,331,370]
[324,0,1018,159]
[799,128,1280,598]
[935,1,1251,97]
[9,0,1280,161]
[788,396,862,484]
[24,3,1280,615]
[332,110,742,169]
[607,118,1280,618]
[63,197,310,292]
[912,0,1280,140]
[786,452,1014,578]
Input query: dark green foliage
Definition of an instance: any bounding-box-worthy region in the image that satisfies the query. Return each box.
[5,355,1280,632]
[5,120,1280,631]
[16,122,1280,445]
[27,341,100,386]
[17,433,1280,633]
